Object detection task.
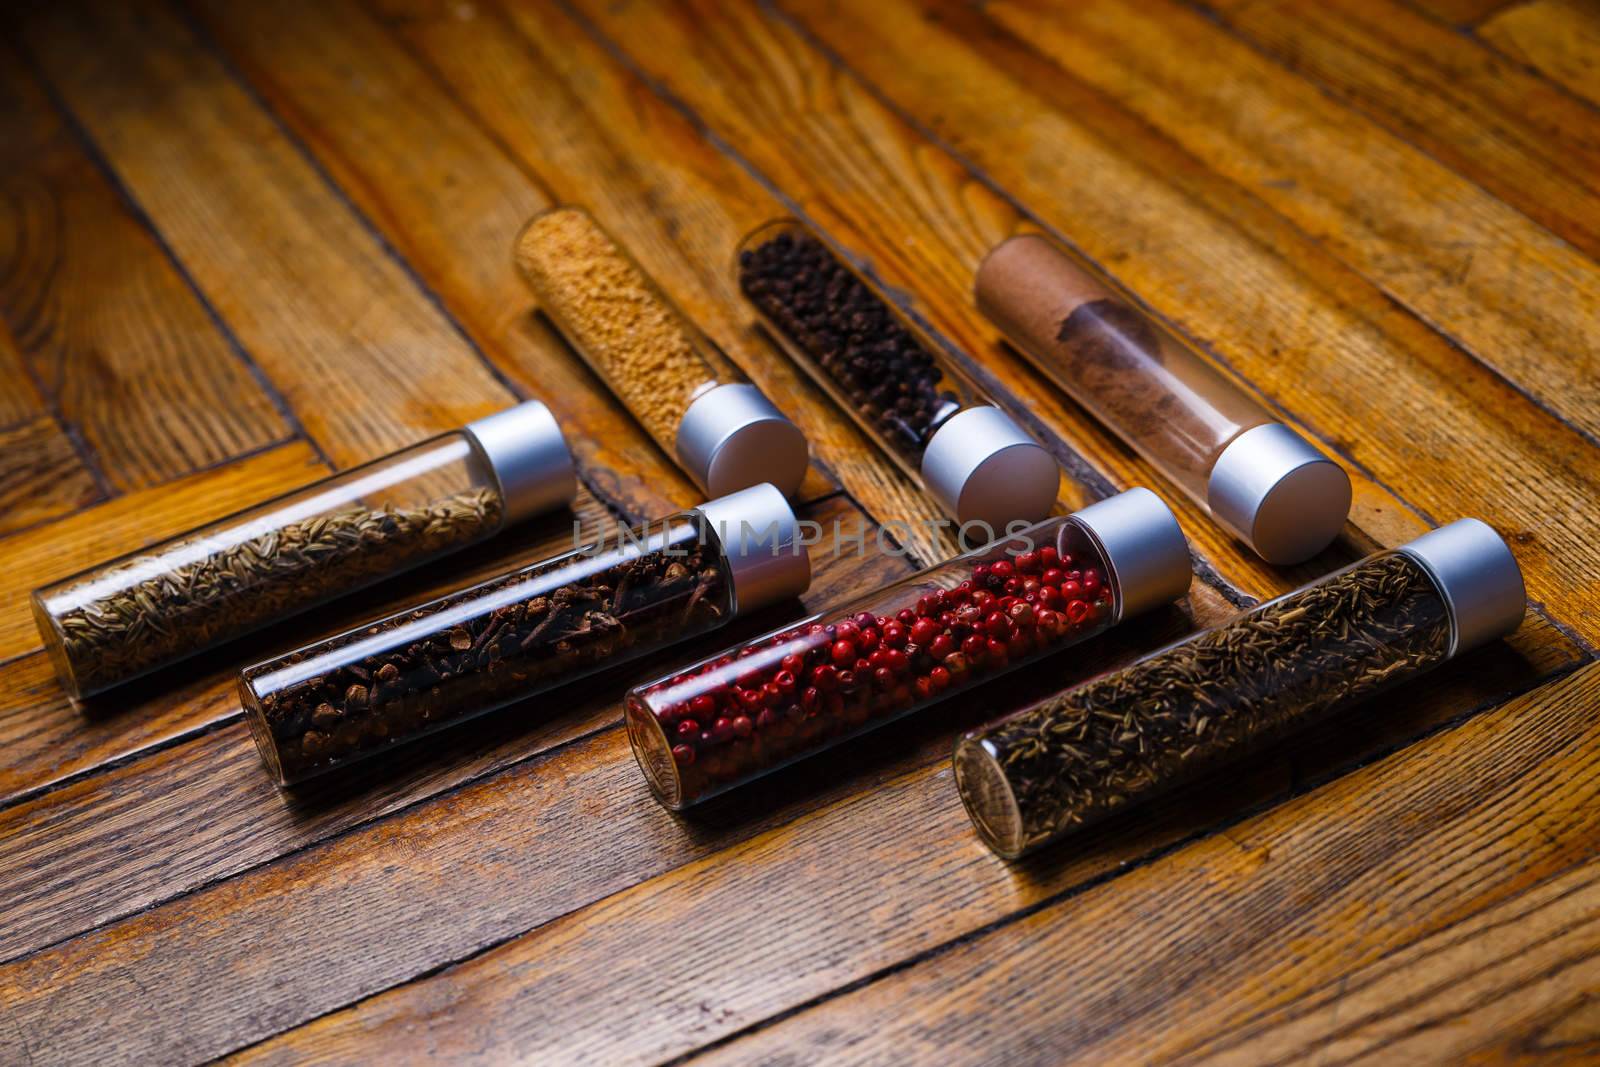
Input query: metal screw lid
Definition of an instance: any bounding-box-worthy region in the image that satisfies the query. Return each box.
[919,406,1058,534]
[1207,423,1351,565]
[463,400,576,524]
[1398,518,1525,658]
[1067,487,1192,622]
[693,483,811,614]
[675,382,809,499]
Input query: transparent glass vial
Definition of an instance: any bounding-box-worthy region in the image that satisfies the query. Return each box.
[626,488,1190,809]
[975,234,1351,564]
[737,219,1058,531]
[955,519,1525,858]
[242,483,808,785]
[32,402,573,702]
[516,206,808,498]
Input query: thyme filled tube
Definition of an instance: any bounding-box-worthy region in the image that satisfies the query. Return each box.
[955,519,1525,859]
[517,206,808,498]
[738,219,1057,531]
[242,483,807,785]
[975,234,1351,564]
[626,488,1190,809]
[32,402,573,702]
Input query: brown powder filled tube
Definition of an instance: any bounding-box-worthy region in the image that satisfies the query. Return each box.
[516,207,808,499]
[976,235,1350,564]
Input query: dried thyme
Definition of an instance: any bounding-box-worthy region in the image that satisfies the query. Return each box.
[959,551,1451,856]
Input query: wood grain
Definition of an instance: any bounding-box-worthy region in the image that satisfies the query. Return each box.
[557,0,1412,603]
[1481,0,1600,108]
[0,296,47,430]
[1410,0,1526,26]
[0,417,98,536]
[1199,0,1600,264]
[0,441,327,664]
[226,624,1583,1066]
[0,495,902,965]
[0,52,290,492]
[685,660,1600,1066]
[12,0,517,468]
[753,0,1600,643]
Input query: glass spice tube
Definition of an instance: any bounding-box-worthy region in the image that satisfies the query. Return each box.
[33,402,573,702]
[955,519,1526,858]
[626,488,1191,809]
[975,234,1351,564]
[737,219,1058,532]
[242,483,808,785]
[516,206,809,498]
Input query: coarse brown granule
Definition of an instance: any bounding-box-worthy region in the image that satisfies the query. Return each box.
[516,207,721,448]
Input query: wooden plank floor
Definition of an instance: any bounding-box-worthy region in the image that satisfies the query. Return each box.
[1,0,1596,1062]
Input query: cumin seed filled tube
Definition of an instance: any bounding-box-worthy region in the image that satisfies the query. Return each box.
[516,206,808,499]
[738,220,1059,533]
[955,519,1525,858]
[33,402,574,702]
[976,235,1351,564]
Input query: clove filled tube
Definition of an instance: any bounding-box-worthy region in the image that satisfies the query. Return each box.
[955,519,1525,859]
[738,219,1058,533]
[626,489,1190,809]
[242,484,808,785]
[33,402,573,702]
[976,234,1351,564]
[517,206,808,499]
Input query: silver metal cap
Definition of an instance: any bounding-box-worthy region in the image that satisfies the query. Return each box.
[693,483,811,614]
[463,400,576,524]
[675,382,809,499]
[1068,487,1192,621]
[919,406,1058,533]
[1399,519,1525,658]
[1207,423,1351,565]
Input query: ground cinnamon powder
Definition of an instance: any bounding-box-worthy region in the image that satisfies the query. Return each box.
[516,207,721,448]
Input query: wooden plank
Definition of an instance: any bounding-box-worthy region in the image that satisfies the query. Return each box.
[0,440,327,663]
[227,625,1584,1065]
[1199,0,1600,264]
[0,490,614,809]
[12,0,517,469]
[1410,0,1524,25]
[970,0,1600,444]
[0,315,46,431]
[177,0,709,522]
[649,0,1600,642]
[519,0,1435,605]
[683,661,1600,1066]
[1482,0,1600,109]
[0,494,907,967]
[0,416,98,535]
[0,51,290,491]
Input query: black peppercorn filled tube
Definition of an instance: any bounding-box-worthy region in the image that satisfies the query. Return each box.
[955,519,1526,859]
[32,402,574,702]
[241,483,808,785]
[625,488,1191,810]
[737,219,1058,535]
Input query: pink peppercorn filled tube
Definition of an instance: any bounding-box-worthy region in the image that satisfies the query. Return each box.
[625,488,1191,809]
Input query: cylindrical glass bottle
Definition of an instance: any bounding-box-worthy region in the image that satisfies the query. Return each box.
[955,519,1525,858]
[737,219,1058,533]
[975,234,1351,564]
[626,488,1191,809]
[517,206,808,499]
[32,402,574,702]
[242,483,809,785]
